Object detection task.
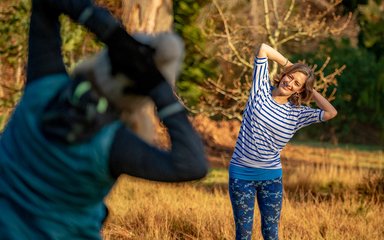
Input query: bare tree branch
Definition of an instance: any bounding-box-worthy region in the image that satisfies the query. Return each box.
[283,0,295,23]
[195,0,350,120]
[212,0,253,69]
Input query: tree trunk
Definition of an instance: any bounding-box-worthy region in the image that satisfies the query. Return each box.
[121,0,173,33]
[120,0,174,145]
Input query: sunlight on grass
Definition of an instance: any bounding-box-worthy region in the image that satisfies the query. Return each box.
[103,145,384,240]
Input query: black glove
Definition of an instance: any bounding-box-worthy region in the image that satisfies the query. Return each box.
[105,26,167,96]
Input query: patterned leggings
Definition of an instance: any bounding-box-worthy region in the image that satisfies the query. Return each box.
[229,177,283,240]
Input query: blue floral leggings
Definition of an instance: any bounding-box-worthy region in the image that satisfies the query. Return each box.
[229,177,283,240]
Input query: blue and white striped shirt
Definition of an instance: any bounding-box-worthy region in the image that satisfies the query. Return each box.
[229,57,324,180]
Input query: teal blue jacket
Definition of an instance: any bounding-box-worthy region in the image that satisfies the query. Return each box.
[0,75,121,239]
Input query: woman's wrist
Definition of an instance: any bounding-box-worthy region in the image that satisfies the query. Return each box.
[282,58,293,68]
[282,58,289,67]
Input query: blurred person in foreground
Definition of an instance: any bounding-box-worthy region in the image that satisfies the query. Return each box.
[229,43,337,240]
[0,0,208,239]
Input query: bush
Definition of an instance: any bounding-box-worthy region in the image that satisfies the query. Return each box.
[293,38,384,146]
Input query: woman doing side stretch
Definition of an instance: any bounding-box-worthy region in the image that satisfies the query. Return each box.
[228,43,337,240]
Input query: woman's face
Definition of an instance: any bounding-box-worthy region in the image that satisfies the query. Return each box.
[277,71,307,96]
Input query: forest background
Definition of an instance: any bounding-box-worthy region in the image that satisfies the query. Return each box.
[0,0,383,147]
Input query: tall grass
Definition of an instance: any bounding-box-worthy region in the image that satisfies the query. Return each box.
[103,177,233,240]
[102,145,384,240]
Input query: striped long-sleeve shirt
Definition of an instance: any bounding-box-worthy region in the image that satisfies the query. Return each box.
[229,57,324,180]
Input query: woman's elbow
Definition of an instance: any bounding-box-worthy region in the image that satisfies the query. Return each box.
[330,108,338,119]
[324,109,338,121]
[188,159,209,180]
[257,43,268,57]
[260,43,269,50]
[178,156,209,181]
[194,160,209,179]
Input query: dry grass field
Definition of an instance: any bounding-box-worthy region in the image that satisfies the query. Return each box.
[102,144,384,240]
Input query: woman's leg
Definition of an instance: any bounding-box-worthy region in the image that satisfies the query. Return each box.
[255,177,283,240]
[229,177,257,240]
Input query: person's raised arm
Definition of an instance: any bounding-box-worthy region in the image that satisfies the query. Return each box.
[108,104,209,182]
[27,0,120,82]
[257,43,293,68]
[311,89,338,121]
[33,0,168,97]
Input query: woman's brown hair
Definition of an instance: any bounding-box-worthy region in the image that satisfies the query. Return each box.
[273,63,315,106]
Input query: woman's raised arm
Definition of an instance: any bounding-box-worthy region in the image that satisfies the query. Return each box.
[257,43,293,68]
[311,89,338,121]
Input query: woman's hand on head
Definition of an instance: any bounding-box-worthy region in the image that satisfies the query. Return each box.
[284,60,293,68]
